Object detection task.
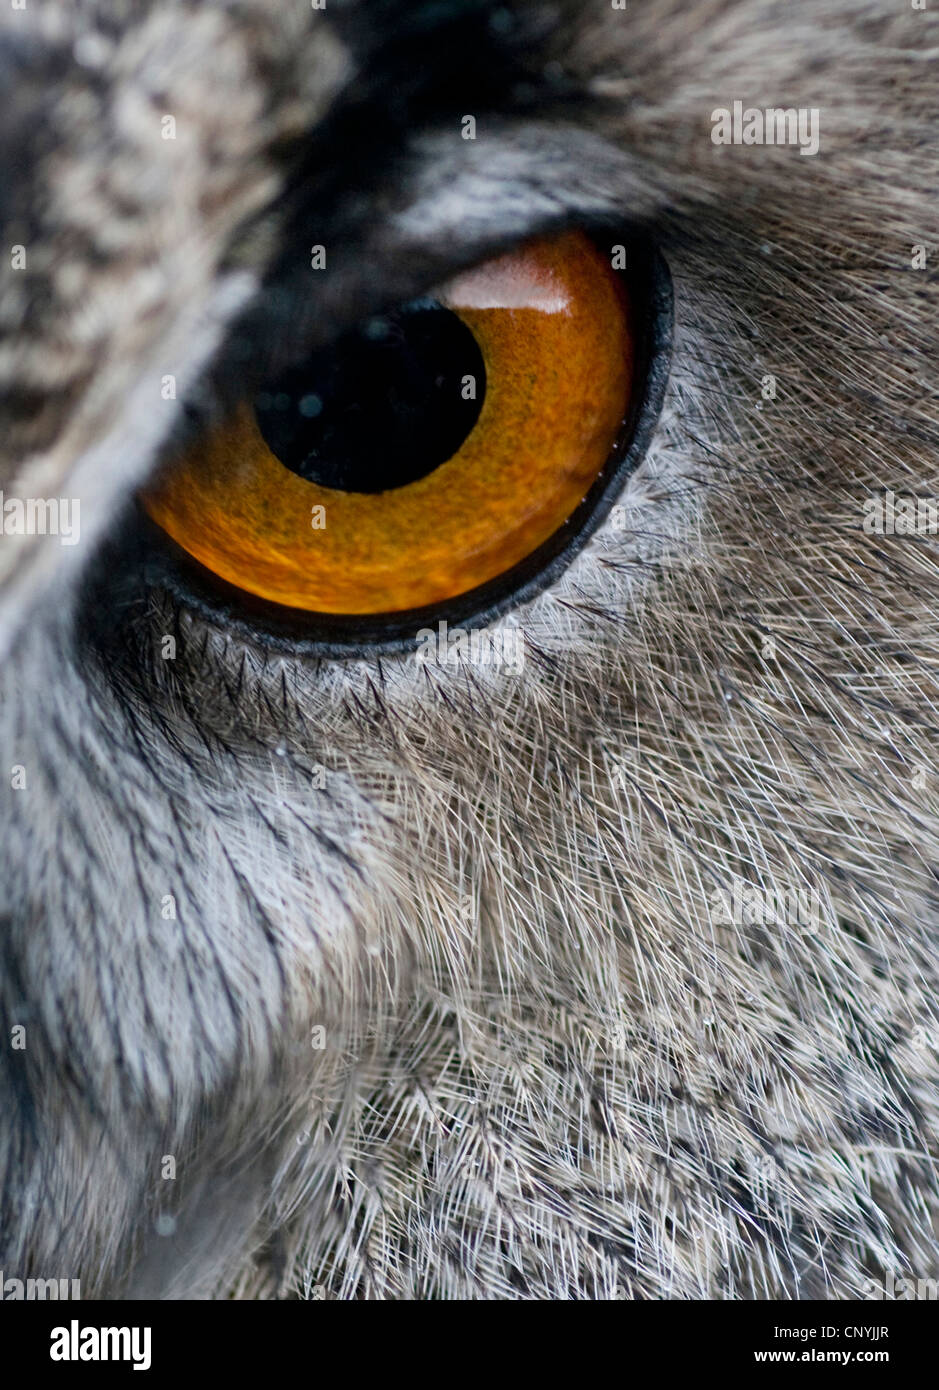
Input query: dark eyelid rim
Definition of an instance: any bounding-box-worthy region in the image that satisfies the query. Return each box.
[137,233,673,658]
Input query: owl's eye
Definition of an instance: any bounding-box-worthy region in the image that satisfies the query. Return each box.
[141,230,668,647]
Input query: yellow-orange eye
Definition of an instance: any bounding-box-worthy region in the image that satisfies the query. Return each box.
[141,230,638,621]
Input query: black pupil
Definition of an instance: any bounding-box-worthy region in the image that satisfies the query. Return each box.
[254,299,486,493]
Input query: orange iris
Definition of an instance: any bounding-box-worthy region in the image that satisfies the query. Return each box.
[141,230,633,615]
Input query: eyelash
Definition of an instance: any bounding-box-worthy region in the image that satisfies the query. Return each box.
[131,230,672,661]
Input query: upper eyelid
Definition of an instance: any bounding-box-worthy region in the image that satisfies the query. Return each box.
[208,121,658,393]
[155,200,651,504]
